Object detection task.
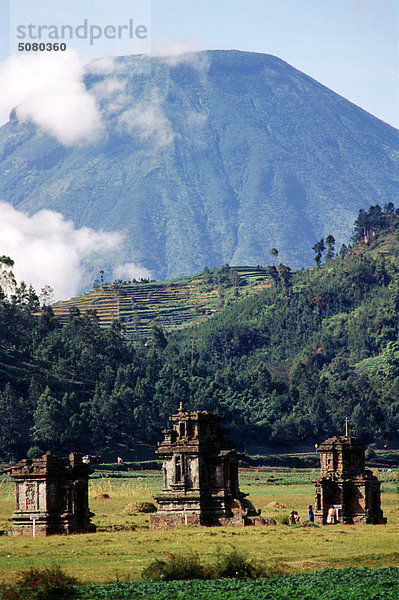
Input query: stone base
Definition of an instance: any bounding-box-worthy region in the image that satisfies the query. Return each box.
[149,513,201,530]
[8,515,96,537]
[314,511,387,526]
[149,512,275,530]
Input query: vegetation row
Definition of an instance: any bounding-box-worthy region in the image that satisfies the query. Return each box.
[2,566,399,600]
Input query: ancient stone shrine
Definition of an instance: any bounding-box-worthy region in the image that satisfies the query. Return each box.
[8,453,96,536]
[150,405,267,529]
[314,436,386,524]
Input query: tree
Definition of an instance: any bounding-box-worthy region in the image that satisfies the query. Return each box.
[269,248,279,266]
[232,270,240,287]
[32,387,66,453]
[312,239,325,267]
[265,265,278,284]
[39,285,54,307]
[151,324,167,350]
[383,202,395,214]
[277,264,292,295]
[0,384,30,460]
[325,235,335,262]
[352,205,387,244]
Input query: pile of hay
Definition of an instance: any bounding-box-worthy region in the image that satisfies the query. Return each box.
[265,501,286,509]
[123,501,157,513]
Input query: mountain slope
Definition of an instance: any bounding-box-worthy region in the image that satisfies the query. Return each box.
[51,266,271,340]
[0,50,398,281]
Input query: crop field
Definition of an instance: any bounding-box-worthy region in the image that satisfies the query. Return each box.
[51,266,271,341]
[77,568,399,600]
[1,468,399,596]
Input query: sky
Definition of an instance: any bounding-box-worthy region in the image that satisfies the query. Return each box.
[0,0,397,299]
[1,0,398,127]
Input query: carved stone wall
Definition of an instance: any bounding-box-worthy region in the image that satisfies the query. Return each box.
[150,405,267,529]
[8,453,96,536]
[314,436,386,525]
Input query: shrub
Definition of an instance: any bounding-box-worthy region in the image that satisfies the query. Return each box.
[0,567,79,600]
[141,550,271,581]
[213,549,261,579]
[141,553,206,581]
[276,513,290,525]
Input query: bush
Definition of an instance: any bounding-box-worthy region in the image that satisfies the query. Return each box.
[276,513,290,525]
[141,553,206,581]
[0,567,79,600]
[141,550,270,581]
[213,549,260,579]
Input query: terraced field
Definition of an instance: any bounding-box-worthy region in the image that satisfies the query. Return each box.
[51,267,271,340]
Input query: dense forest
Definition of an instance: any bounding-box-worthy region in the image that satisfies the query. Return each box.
[1,204,399,461]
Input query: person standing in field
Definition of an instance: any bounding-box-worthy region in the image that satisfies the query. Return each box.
[308,505,314,522]
[327,506,336,524]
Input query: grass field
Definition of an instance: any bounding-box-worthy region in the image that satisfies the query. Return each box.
[1,469,399,585]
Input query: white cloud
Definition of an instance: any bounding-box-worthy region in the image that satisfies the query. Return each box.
[149,39,210,75]
[87,56,150,77]
[118,92,174,146]
[88,56,174,145]
[149,38,201,64]
[187,110,208,127]
[0,43,210,153]
[86,56,118,76]
[0,51,102,145]
[91,76,130,114]
[113,262,152,281]
[0,45,208,148]
[0,202,151,301]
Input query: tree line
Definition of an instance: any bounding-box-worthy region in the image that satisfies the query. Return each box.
[1,205,399,461]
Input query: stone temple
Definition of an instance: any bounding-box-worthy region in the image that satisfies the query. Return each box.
[8,453,95,536]
[150,405,267,529]
[314,436,386,524]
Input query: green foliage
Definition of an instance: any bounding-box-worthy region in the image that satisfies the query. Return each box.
[2,204,399,459]
[0,567,79,600]
[213,549,263,579]
[79,568,399,600]
[142,553,206,581]
[141,550,267,581]
[352,205,399,244]
[312,238,325,267]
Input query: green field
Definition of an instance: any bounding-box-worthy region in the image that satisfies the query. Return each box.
[78,569,399,600]
[51,266,271,340]
[1,468,399,589]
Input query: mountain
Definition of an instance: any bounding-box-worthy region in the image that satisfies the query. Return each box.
[0,50,398,281]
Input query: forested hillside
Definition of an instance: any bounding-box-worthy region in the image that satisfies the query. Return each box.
[1,204,399,461]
